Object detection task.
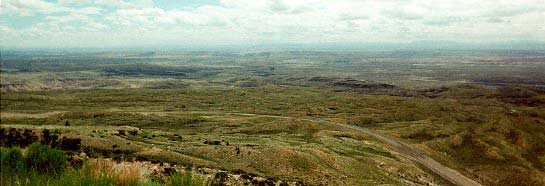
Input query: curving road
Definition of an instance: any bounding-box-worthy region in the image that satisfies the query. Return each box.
[3,110,481,186]
[313,118,482,186]
[197,111,482,186]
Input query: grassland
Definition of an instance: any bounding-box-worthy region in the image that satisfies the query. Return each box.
[1,50,544,185]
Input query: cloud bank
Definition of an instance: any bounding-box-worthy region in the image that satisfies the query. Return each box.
[1,0,544,48]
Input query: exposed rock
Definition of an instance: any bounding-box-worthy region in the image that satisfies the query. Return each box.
[204,140,221,145]
[60,136,81,151]
[212,171,229,186]
[163,167,177,175]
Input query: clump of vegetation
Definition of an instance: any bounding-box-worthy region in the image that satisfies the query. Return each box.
[25,142,68,175]
[1,143,69,176]
[168,171,209,186]
[0,144,209,186]
[0,147,25,172]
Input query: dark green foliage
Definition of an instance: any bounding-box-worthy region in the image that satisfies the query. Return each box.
[1,147,25,172]
[26,143,68,175]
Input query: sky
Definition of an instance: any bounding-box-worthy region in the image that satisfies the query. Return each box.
[1,0,544,48]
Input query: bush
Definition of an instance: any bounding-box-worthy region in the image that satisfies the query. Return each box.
[1,147,25,172]
[25,143,68,175]
[168,172,209,186]
[1,144,210,186]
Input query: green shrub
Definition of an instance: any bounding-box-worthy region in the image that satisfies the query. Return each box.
[25,143,68,175]
[0,147,25,172]
[168,172,209,186]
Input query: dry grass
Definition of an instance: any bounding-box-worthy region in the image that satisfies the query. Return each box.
[0,111,66,119]
[85,159,144,186]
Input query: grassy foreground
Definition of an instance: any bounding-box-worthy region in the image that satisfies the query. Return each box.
[0,143,208,186]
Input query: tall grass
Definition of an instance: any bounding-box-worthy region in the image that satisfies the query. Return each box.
[0,144,209,186]
[167,171,209,186]
[25,143,68,175]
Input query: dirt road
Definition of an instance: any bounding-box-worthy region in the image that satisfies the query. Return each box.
[1,110,482,186]
[212,112,483,186]
[314,118,482,186]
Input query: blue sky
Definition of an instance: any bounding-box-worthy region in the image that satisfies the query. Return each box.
[1,0,544,48]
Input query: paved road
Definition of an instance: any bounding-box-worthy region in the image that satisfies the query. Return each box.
[199,111,483,186]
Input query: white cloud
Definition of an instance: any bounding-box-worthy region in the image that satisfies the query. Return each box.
[1,0,58,16]
[57,0,153,9]
[1,0,544,47]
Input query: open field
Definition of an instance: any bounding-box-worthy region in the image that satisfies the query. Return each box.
[1,50,545,185]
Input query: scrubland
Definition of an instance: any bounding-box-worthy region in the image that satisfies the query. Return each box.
[1,50,544,185]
